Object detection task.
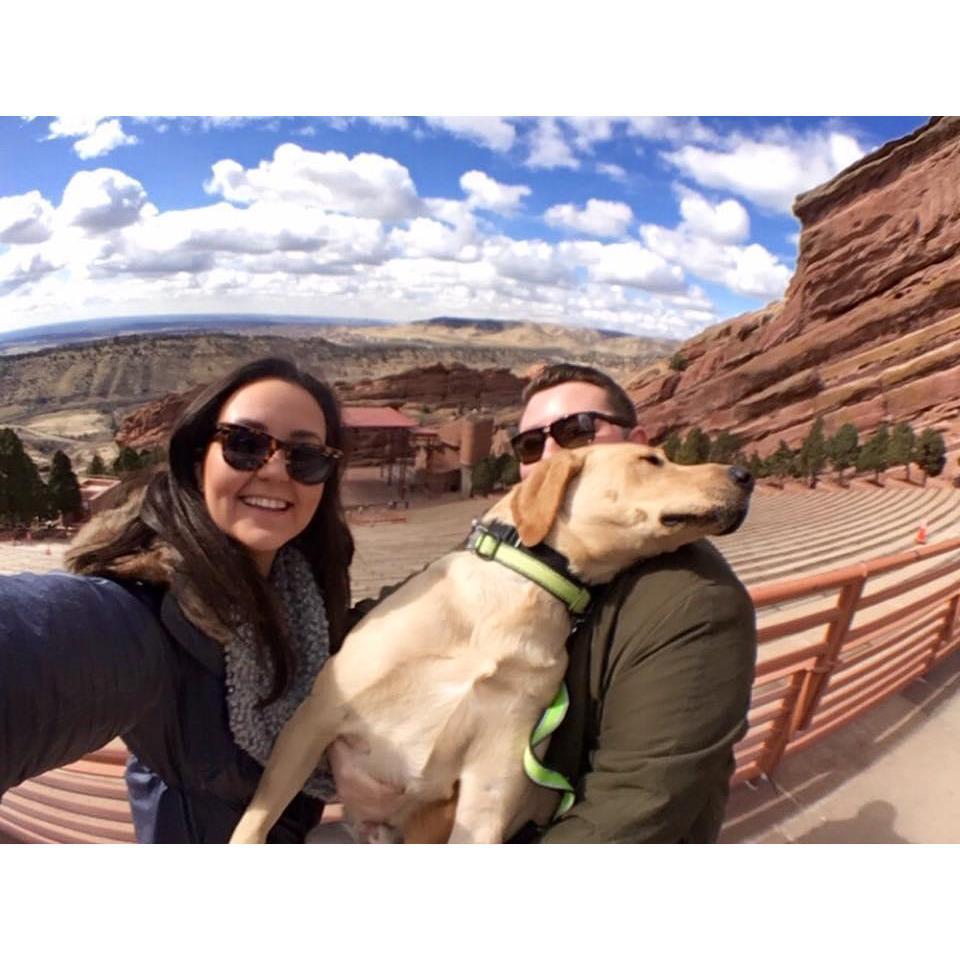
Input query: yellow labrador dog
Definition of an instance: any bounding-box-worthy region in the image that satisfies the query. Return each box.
[230,443,752,844]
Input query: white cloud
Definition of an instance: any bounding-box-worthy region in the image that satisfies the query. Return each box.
[73,120,139,159]
[725,244,793,299]
[426,117,516,152]
[487,238,575,286]
[0,246,64,295]
[92,201,390,277]
[641,222,791,299]
[204,144,421,221]
[568,240,687,293]
[0,191,56,243]
[545,199,633,238]
[389,217,474,261]
[526,118,579,170]
[47,116,103,139]
[46,116,138,158]
[676,187,750,243]
[459,170,530,214]
[368,117,409,130]
[565,117,616,151]
[596,162,627,181]
[58,169,150,233]
[423,197,478,232]
[625,117,720,145]
[664,128,867,214]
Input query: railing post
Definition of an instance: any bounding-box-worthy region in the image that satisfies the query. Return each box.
[924,592,960,670]
[790,572,867,734]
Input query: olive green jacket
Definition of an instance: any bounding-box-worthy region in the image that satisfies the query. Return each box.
[537,538,757,843]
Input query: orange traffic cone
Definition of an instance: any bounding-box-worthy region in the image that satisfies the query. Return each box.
[915,521,928,545]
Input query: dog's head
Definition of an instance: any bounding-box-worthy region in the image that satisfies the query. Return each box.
[500,442,752,584]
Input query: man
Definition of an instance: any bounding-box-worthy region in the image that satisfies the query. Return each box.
[330,362,757,842]
[509,362,756,842]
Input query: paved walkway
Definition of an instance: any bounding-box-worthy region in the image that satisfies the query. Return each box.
[721,651,960,842]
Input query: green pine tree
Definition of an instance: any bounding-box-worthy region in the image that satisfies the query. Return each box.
[888,422,916,481]
[857,425,891,483]
[676,426,711,465]
[47,450,83,520]
[661,431,682,463]
[470,456,499,496]
[827,423,860,484]
[495,453,520,487]
[113,445,144,476]
[798,416,828,488]
[913,428,946,486]
[709,430,742,464]
[765,440,796,486]
[88,453,107,476]
[0,428,50,523]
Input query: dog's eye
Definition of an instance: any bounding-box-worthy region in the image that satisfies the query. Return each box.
[640,454,663,466]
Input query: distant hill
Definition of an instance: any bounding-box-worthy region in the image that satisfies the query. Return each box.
[0,316,675,476]
[0,314,386,355]
[420,316,632,339]
[319,316,676,359]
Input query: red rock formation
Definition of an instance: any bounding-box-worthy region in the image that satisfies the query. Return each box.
[334,362,524,410]
[114,386,204,451]
[628,117,960,458]
[116,363,525,456]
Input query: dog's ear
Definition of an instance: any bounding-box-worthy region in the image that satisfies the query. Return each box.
[511,450,583,546]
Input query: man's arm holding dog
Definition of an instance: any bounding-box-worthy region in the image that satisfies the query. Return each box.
[541,558,757,843]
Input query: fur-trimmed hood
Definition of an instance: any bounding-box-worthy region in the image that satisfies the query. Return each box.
[66,487,233,644]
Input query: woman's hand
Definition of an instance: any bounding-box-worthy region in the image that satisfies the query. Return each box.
[327,736,405,826]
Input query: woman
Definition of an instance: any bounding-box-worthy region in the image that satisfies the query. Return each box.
[0,357,354,842]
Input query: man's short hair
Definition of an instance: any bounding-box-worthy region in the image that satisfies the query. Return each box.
[522,362,637,428]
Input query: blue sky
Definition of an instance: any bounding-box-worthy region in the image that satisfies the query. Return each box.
[0,115,928,340]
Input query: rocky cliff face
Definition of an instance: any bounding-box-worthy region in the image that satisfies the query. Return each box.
[115,362,527,454]
[113,386,205,451]
[629,117,960,455]
[334,362,525,410]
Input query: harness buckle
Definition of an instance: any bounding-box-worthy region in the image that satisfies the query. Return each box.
[468,519,505,561]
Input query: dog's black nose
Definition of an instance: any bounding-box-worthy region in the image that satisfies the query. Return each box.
[729,466,754,492]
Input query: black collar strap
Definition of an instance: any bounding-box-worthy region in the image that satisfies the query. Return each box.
[465,519,592,617]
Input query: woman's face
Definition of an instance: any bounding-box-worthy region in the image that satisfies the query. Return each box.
[200,377,330,576]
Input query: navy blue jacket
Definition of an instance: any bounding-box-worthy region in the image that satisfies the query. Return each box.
[0,572,320,842]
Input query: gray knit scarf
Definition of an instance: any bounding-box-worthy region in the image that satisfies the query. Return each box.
[223,545,337,800]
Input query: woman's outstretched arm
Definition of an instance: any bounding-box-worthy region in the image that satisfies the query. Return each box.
[0,572,170,794]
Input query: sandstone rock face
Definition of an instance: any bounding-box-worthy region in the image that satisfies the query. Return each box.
[334,362,525,411]
[115,362,526,458]
[114,386,204,451]
[629,117,960,457]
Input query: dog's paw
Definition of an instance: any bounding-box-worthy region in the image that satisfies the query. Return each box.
[357,821,402,844]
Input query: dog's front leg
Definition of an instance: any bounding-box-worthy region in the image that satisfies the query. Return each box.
[231,691,342,843]
[447,741,531,844]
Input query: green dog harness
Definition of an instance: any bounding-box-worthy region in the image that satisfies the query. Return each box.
[466,520,587,817]
[523,681,576,816]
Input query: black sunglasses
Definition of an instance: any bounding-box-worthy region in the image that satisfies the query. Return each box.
[510,411,634,465]
[212,423,343,485]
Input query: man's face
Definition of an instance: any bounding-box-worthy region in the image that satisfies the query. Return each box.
[517,381,647,478]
